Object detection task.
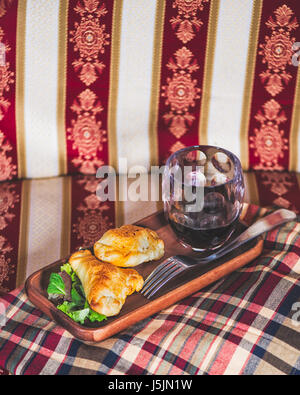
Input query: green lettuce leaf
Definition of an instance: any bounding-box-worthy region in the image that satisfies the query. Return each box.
[60,262,77,282]
[71,286,85,306]
[88,309,107,323]
[57,299,107,324]
[47,273,65,296]
[48,262,107,325]
[60,262,73,276]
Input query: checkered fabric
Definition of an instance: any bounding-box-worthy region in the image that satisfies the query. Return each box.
[0,204,299,375]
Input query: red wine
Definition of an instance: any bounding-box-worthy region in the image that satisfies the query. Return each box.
[169,216,239,250]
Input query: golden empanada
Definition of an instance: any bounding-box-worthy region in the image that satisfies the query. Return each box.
[69,249,144,317]
[93,225,164,267]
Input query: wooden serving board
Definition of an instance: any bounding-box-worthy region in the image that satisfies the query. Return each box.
[25,210,263,343]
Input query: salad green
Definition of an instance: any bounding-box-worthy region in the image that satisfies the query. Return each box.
[47,262,107,325]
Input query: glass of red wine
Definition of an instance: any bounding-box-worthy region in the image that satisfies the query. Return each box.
[162,145,245,252]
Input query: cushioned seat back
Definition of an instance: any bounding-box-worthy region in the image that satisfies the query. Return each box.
[0,0,299,181]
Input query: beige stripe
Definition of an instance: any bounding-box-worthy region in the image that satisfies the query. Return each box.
[60,175,71,258]
[289,67,300,171]
[116,0,158,171]
[239,0,262,170]
[206,0,254,156]
[109,0,124,225]
[107,0,123,172]
[285,222,300,247]
[255,360,286,375]
[16,179,31,287]
[56,0,68,175]
[244,171,259,206]
[296,173,300,195]
[25,178,63,276]
[24,0,61,178]
[115,174,124,227]
[15,0,27,179]
[198,0,220,145]
[119,174,163,226]
[148,0,165,166]
[115,202,125,228]
[224,345,251,375]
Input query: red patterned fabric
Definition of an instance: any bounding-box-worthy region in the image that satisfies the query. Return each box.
[0,0,18,181]
[157,0,210,162]
[66,0,114,174]
[248,1,299,170]
[0,175,116,295]
[0,171,298,296]
[0,179,21,292]
[0,1,298,181]
[70,175,115,251]
[255,171,300,213]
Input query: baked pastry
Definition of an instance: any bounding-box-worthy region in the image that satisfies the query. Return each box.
[69,249,144,317]
[94,225,164,267]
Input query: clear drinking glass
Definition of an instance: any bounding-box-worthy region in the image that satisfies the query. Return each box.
[162,145,245,251]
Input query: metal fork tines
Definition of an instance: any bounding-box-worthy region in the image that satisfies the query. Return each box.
[140,257,187,299]
[140,209,297,300]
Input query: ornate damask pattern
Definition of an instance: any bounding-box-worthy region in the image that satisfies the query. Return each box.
[248,3,299,170]
[66,0,113,174]
[161,47,200,139]
[259,5,298,97]
[169,140,186,155]
[67,88,107,173]
[171,0,209,43]
[69,1,110,86]
[0,0,19,302]
[0,130,16,181]
[70,175,115,251]
[0,27,14,121]
[250,99,288,168]
[0,2,17,181]
[255,171,299,214]
[0,182,19,292]
[0,0,13,18]
[157,0,211,163]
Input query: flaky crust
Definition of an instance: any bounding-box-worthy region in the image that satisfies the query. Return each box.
[69,249,144,317]
[93,225,165,267]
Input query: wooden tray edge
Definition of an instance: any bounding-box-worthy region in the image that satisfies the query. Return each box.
[24,218,264,343]
[88,238,264,342]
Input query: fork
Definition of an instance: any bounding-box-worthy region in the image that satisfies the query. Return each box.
[140,208,296,298]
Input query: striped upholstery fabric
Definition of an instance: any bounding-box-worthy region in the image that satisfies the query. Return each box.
[0,171,299,294]
[0,0,299,181]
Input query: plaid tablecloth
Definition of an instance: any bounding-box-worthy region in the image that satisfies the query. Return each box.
[0,205,299,375]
